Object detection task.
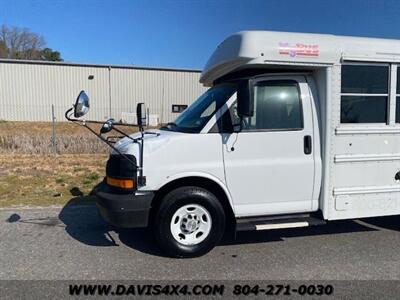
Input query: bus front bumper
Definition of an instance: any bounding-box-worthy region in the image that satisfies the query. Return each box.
[95,185,154,228]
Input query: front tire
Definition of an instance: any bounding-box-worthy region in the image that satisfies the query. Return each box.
[153,186,225,258]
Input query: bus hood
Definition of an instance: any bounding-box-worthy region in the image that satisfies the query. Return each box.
[110,128,225,192]
[112,129,185,158]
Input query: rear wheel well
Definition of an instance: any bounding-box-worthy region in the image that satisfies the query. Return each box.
[150,177,235,230]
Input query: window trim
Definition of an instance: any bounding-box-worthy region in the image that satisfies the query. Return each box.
[236,127,305,133]
[342,62,390,67]
[340,62,390,124]
[340,93,388,97]
[171,104,188,113]
[395,64,400,124]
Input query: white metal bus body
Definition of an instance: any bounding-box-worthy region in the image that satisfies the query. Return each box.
[95,31,400,257]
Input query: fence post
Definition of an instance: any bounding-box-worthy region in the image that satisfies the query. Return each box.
[108,66,112,118]
[147,107,150,127]
[51,104,57,155]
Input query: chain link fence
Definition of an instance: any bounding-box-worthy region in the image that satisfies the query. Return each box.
[0,105,152,155]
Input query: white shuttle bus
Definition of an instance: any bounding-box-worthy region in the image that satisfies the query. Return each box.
[66,31,400,257]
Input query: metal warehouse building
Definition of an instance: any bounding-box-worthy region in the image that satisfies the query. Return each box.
[0,59,207,124]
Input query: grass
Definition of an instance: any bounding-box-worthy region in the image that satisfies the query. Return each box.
[0,121,138,135]
[0,154,108,208]
[0,121,141,154]
[0,121,150,208]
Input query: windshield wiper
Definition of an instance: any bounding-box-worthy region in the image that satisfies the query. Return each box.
[160,122,178,131]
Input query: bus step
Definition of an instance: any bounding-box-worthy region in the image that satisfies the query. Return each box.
[236,214,326,232]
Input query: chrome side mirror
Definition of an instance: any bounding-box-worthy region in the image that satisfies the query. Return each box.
[100,118,115,134]
[74,91,90,118]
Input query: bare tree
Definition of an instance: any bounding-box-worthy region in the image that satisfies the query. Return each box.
[0,40,7,58]
[0,25,62,61]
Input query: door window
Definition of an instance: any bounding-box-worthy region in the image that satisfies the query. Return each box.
[247,80,303,130]
[218,80,303,132]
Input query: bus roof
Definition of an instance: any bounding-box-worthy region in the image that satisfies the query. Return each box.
[200,30,400,86]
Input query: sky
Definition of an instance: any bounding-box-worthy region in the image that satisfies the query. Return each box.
[1,0,400,70]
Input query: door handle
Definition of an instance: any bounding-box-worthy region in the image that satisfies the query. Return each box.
[304,135,312,155]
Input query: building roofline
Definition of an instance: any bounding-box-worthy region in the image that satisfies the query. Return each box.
[0,58,202,73]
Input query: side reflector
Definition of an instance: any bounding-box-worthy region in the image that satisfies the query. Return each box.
[106,177,135,189]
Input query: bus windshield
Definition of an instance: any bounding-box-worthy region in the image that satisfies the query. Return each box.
[162,83,236,133]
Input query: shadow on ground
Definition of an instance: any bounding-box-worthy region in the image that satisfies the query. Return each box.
[57,199,400,257]
[57,197,166,256]
[6,194,400,258]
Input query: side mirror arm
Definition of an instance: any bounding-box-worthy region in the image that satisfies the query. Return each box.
[107,125,137,142]
[81,122,138,166]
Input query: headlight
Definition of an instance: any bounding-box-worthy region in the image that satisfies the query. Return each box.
[105,154,137,191]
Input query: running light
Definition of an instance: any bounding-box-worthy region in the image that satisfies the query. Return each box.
[106,177,135,189]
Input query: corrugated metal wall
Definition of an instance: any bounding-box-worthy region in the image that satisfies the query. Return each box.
[0,60,207,123]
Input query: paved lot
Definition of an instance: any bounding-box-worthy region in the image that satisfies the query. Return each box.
[1,204,400,280]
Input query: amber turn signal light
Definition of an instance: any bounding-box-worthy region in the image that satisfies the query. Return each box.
[106,176,135,189]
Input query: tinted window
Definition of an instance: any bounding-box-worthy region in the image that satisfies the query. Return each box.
[341,65,388,94]
[341,64,389,123]
[341,96,387,123]
[398,68,400,94]
[397,68,400,123]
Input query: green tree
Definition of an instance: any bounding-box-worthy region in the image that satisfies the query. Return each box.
[40,48,63,61]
